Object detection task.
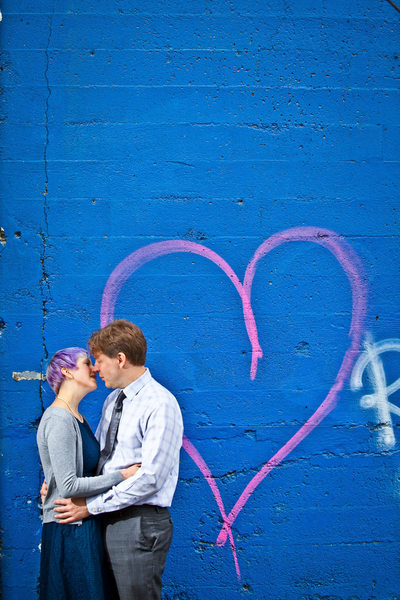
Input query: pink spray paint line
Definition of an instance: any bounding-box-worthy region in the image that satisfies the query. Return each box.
[100,240,263,377]
[217,226,367,546]
[100,227,367,578]
[182,435,241,578]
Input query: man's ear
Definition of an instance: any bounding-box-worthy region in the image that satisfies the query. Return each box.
[117,352,128,369]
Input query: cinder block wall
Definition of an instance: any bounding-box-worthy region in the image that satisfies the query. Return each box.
[1,1,399,598]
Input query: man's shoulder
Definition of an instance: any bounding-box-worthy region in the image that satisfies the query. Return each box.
[146,375,177,400]
[143,376,182,414]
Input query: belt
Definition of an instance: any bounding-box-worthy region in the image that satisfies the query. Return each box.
[101,504,169,523]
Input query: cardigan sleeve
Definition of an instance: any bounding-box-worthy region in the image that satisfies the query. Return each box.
[43,414,123,498]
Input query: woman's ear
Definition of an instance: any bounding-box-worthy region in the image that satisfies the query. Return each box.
[61,367,72,379]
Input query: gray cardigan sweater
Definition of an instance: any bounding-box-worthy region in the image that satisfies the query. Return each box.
[37,406,123,524]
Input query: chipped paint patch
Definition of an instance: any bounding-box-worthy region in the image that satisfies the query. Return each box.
[12,371,46,382]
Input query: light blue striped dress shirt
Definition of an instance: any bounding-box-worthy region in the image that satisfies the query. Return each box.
[86,368,183,514]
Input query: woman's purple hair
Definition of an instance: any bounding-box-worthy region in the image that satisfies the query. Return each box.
[46,347,89,394]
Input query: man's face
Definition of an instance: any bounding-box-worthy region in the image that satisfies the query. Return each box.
[92,352,121,389]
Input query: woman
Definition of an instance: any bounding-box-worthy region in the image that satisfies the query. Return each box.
[37,347,140,600]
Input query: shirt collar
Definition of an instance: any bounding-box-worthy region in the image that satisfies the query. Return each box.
[122,367,151,401]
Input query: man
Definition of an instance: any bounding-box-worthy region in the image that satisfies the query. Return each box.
[53,319,183,600]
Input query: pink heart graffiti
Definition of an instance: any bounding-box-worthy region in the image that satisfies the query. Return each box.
[100,226,367,580]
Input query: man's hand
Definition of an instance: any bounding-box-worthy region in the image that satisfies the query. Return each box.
[54,497,90,523]
[40,480,48,504]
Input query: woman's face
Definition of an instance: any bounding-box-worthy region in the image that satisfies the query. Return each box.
[71,355,97,391]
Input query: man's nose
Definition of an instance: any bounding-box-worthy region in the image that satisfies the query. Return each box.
[93,363,100,372]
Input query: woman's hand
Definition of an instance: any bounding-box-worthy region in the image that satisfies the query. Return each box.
[120,463,141,480]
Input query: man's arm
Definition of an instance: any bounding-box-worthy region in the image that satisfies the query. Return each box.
[52,399,182,522]
[53,463,142,523]
[86,399,183,515]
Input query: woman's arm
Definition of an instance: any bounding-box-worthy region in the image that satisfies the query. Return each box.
[40,463,141,504]
[44,416,137,498]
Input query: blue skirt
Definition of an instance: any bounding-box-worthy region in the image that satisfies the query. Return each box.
[40,518,112,600]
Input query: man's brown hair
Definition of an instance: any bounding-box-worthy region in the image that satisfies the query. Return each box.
[88,319,147,366]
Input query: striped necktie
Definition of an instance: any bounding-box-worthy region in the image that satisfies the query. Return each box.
[96,390,126,475]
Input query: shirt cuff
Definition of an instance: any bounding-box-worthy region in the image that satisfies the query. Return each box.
[86,487,127,514]
[86,493,105,515]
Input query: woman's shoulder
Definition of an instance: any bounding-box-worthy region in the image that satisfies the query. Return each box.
[38,406,78,435]
[41,405,75,420]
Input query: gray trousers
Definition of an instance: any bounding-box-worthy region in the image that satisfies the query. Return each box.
[102,505,173,600]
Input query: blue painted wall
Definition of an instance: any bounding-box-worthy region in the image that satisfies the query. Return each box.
[1,1,399,598]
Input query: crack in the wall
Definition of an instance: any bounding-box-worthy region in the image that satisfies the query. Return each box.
[39,13,54,410]
[385,0,400,14]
